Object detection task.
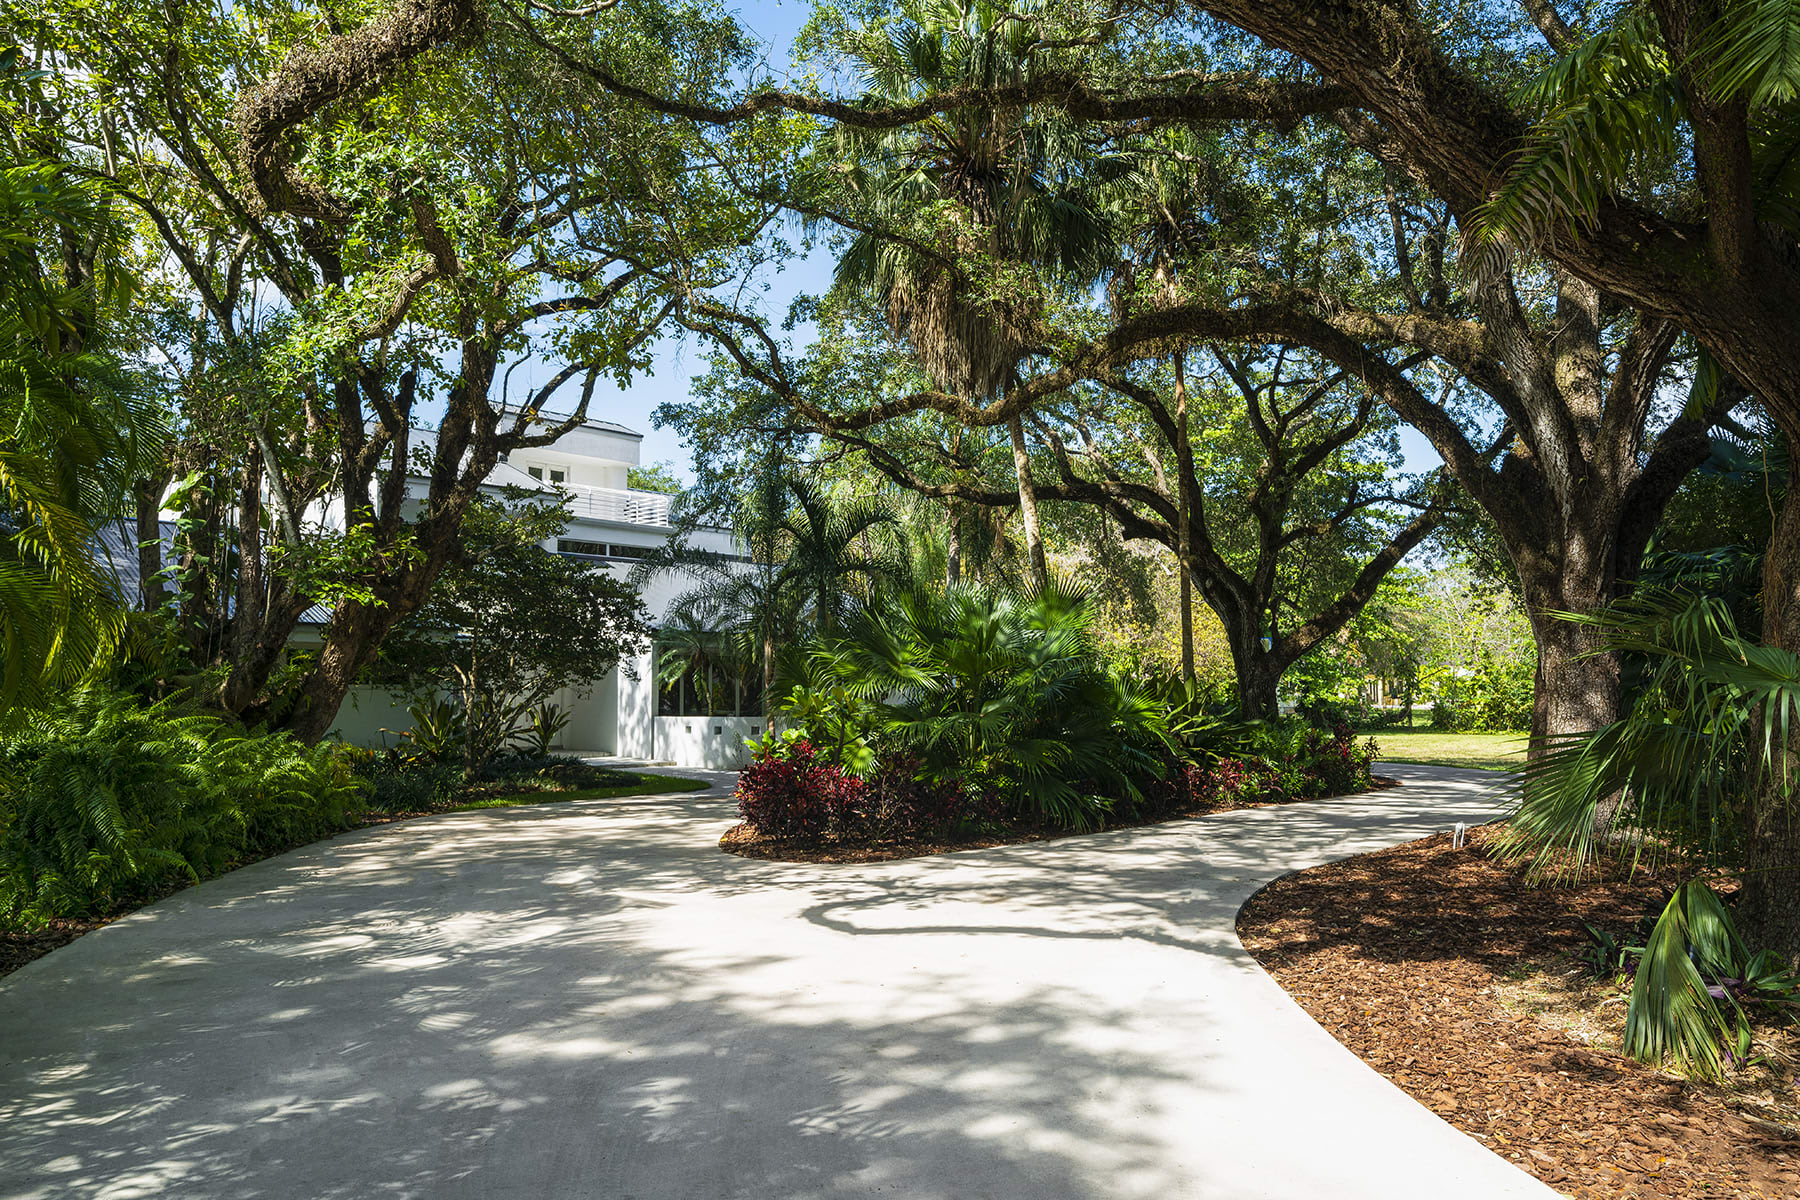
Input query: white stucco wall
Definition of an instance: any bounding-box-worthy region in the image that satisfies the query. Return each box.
[558,672,618,755]
[614,645,656,759]
[653,716,763,770]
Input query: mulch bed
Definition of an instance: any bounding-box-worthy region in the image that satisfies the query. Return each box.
[720,775,1402,863]
[1238,828,1800,1198]
[0,916,110,978]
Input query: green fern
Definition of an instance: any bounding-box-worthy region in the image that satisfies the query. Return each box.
[0,688,362,926]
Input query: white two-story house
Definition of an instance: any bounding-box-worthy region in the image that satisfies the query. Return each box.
[326,417,764,770]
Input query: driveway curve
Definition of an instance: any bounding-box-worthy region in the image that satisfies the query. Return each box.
[1,763,1554,1200]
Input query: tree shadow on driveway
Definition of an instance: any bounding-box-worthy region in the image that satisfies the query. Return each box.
[0,766,1535,1200]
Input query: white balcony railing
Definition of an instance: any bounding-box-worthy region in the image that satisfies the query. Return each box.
[561,483,674,527]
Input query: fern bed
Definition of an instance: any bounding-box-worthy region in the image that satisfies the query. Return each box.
[1,707,712,981]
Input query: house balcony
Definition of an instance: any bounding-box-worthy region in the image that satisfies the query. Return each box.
[561,483,674,528]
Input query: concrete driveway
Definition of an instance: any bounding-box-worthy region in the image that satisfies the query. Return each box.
[0,763,1554,1200]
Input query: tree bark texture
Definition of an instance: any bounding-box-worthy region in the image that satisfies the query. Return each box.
[1743,477,1800,958]
[1175,355,1196,688]
[132,476,166,612]
[1009,415,1048,588]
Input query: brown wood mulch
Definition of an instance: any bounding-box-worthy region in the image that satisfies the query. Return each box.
[721,774,1402,863]
[1237,828,1800,1199]
[0,916,108,978]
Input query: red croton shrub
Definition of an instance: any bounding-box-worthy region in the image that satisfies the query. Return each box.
[734,739,863,840]
[735,742,1000,842]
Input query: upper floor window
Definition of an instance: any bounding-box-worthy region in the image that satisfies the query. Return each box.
[524,464,566,484]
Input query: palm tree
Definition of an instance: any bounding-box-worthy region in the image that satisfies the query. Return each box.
[1508,591,1800,1076]
[652,469,910,716]
[821,0,1120,587]
[0,162,156,713]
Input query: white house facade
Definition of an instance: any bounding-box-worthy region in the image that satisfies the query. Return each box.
[325,418,764,770]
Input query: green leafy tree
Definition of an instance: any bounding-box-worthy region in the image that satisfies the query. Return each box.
[379,494,651,778]
[628,461,684,494]
[16,0,781,740]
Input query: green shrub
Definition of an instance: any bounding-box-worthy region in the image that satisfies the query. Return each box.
[0,688,363,925]
[1429,652,1534,732]
[790,580,1181,830]
[359,753,461,813]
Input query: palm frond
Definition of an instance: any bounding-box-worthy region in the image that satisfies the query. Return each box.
[1624,881,1747,1078]
[1701,0,1800,105]
[1476,6,1683,246]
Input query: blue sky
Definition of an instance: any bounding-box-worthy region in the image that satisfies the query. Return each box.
[551,2,1441,481]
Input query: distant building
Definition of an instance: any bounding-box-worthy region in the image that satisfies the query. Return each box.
[107,417,763,770]
[337,418,762,769]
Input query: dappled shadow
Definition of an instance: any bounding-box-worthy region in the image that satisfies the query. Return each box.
[1237,821,1673,977]
[0,764,1540,1200]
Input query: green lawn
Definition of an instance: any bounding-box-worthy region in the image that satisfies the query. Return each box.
[452,772,714,811]
[1363,726,1527,772]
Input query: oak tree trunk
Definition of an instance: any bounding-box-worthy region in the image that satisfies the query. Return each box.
[1524,603,1621,756]
[1225,610,1282,719]
[1744,479,1800,959]
[283,597,402,744]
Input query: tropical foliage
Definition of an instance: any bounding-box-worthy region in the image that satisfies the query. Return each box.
[0,133,158,709]
[735,575,1377,840]
[0,688,361,924]
[376,494,652,778]
[650,468,909,704]
[799,580,1177,827]
[1507,592,1800,1074]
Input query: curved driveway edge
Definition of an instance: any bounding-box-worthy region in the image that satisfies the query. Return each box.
[0,763,1553,1199]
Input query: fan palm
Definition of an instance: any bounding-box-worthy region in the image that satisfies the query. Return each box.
[819,0,1124,585]
[807,577,1176,829]
[1506,590,1800,1075]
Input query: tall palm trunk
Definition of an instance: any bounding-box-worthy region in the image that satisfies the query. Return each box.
[762,622,777,733]
[950,426,964,586]
[1746,465,1800,958]
[1174,354,1195,688]
[1009,415,1047,587]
